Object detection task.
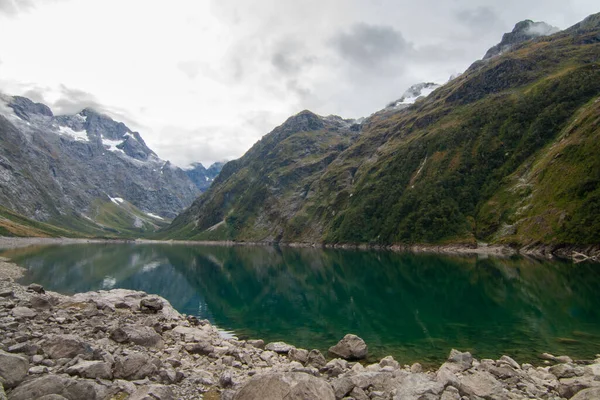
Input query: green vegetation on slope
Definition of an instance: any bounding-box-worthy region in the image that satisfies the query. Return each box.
[164,13,600,248]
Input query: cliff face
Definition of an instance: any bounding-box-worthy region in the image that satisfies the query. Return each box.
[0,96,200,235]
[165,13,600,248]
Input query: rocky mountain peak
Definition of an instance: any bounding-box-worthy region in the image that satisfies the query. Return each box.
[53,108,157,161]
[483,20,560,60]
[384,82,441,112]
[7,96,54,121]
[281,110,326,134]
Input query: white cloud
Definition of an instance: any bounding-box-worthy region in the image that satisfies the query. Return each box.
[0,0,598,167]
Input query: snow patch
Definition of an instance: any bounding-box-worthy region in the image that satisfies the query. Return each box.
[102,136,125,154]
[146,212,164,220]
[396,85,439,105]
[58,126,89,142]
[109,196,124,205]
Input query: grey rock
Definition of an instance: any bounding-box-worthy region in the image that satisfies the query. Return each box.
[129,384,174,400]
[30,295,52,310]
[234,372,335,400]
[440,385,460,400]
[498,355,520,370]
[27,283,45,294]
[379,356,399,370]
[11,307,37,319]
[571,387,600,400]
[0,289,13,298]
[185,341,214,355]
[288,348,309,364]
[323,359,349,377]
[29,366,49,374]
[8,342,39,355]
[266,341,295,354]
[114,352,159,380]
[139,298,163,313]
[37,396,69,400]
[109,324,164,348]
[247,339,265,349]
[556,355,574,363]
[458,370,504,399]
[331,376,354,399]
[0,350,28,388]
[349,387,369,400]
[328,334,368,360]
[0,383,6,400]
[447,349,473,371]
[558,375,600,399]
[550,363,576,379]
[7,374,100,400]
[220,370,234,388]
[66,360,112,379]
[43,334,93,359]
[306,349,326,368]
[392,373,445,400]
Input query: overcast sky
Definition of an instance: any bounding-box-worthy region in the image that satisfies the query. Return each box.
[0,0,597,167]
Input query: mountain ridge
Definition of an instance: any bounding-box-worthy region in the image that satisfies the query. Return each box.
[161,12,600,252]
[0,94,209,236]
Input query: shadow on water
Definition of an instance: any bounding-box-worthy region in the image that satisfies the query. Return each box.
[2,243,600,366]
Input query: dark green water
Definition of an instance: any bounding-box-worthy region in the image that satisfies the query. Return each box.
[2,243,600,366]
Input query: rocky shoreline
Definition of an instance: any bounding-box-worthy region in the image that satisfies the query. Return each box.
[3,236,599,263]
[1,259,600,399]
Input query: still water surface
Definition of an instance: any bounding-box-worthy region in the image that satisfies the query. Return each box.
[2,243,600,366]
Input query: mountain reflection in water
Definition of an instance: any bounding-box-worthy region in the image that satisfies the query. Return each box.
[3,243,600,366]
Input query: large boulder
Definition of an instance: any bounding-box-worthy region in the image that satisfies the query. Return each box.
[306,349,326,368]
[233,372,335,400]
[0,350,28,389]
[139,298,164,314]
[392,373,445,400]
[110,324,164,348]
[7,375,100,400]
[572,387,600,400]
[11,307,37,319]
[43,335,93,359]
[114,352,160,380]
[328,334,368,360]
[66,360,113,379]
[458,370,505,399]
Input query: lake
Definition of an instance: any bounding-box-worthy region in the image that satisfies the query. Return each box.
[2,243,600,366]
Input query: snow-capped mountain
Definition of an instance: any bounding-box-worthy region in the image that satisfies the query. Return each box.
[384,82,442,111]
[0,94,203,233]
[184,161,226,191]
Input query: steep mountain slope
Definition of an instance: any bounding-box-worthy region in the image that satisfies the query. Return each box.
[483,19,560,59]
[184,161,225,191]
[165,12,600,249]
[165,112,360,240]
[0,96,199,235]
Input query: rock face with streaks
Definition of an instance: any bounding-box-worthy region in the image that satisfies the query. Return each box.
[0,94,203,234]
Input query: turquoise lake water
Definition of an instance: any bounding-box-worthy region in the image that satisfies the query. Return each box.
[2,243,600,366]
